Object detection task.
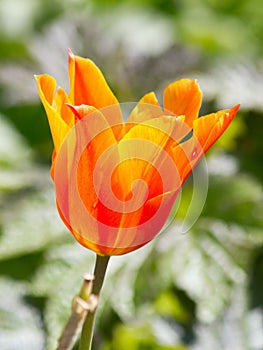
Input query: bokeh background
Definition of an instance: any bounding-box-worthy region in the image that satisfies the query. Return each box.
[0,0,263,349]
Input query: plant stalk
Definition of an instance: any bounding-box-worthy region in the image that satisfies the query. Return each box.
[79,254,110,350]
[56,274,96,350]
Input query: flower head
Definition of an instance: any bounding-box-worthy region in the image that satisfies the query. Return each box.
[35,50,239,256]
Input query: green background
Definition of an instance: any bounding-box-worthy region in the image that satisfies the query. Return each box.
[0,0,263,349]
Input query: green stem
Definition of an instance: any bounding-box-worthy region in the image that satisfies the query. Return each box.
[56,275,95,350]
[79,254,110,350]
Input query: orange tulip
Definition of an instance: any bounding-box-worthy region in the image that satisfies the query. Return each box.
[35,50,239,256]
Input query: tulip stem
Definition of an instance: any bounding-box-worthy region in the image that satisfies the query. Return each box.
[79,254,110,350]
[56,274,97,350]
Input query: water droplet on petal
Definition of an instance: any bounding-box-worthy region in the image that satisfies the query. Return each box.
[191,147,198,159]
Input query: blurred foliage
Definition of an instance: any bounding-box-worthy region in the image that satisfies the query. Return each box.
[0,0,263,349]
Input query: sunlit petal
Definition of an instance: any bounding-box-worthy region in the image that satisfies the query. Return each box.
[193,104,240,153]
[126,92,163,123]
[163,78,202,127]
[53,87,75,127]
[35,74,70,151]
[68,49,122,128]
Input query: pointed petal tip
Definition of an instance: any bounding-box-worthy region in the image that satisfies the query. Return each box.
[232,103,241,113]
[226,103,240,120]
[65,103,81,120]
[68,48,74,57]
[34,74,44,82]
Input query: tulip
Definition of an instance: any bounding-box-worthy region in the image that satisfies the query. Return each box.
[35,49,239,256]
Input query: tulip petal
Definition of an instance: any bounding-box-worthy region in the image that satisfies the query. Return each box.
[126,92,163,124]
[75,114,118,215]
[57,203,105,255]
[65,188,179,256]
[193,104,240,153]
[108,189,178,255]
[163,79,202,128]
[53,87,75,127]
[35,74,70,151]
[54,107,119,249]
[88,116,188,254]
[170,104,240,186]
[68,49,122,127]
[171,136,203,186]
[114,116,189,202]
